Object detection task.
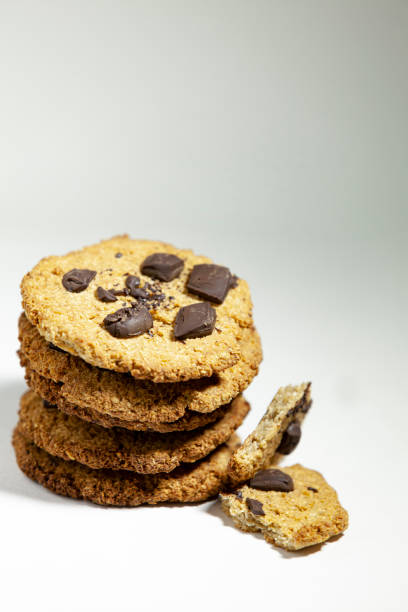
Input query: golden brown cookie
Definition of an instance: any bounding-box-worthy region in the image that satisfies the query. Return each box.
[220,465,348,550]
[13,428,240,506]
[18,313,262,424]
[18,390,249,473]
[21,236,254,382]
[227,383,312,486]
[23,367,237,432]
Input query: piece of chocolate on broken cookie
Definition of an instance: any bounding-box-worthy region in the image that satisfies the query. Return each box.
[220,383,348,551]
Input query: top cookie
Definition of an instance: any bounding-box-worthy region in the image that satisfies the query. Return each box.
[21,236,253,382]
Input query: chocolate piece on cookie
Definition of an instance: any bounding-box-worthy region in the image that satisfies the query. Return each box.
[174,303,216,340]
[125,275,141,293]
[17,390,249,473]
[220,464,348,551]
[227,383,311,486]
[21,236,253,382]
[103,306,153,338]
[246,498,265,516]
[62,268,96,293]
[141,253,184,281]
[276,422,302,455]
[18,314,262,427]
[187,264,232,304]
[96,287,118,303]
[249,469,294,492]
[13,429,240,506]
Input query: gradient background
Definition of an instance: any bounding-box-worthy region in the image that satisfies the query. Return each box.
[0,2,407,611]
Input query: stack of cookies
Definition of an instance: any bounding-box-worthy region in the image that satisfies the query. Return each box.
[13,236,263,506]
[12,235,349,551]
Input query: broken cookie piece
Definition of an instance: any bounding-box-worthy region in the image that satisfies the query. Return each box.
[220,464,348,551]
[227,382,311,486]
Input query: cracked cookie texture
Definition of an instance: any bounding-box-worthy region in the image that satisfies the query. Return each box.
[21,236,254,382]
[13,429,240,506]
[18,390,249,473]
[220,464,348,551]
[19,313,262,425]
[22,367,240,432]
[227,383,311,486]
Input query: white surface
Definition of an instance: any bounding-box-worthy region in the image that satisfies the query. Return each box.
[0,2,407,611]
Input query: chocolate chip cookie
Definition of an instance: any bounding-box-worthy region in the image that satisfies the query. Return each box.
[19,313,262,427]
[13,429,240,506]
[18,390,249,473]
[21,236,253,382]
[220,465,348,550]
[22,367,238,432]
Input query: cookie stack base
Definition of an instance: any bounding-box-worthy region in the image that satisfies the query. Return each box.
[13,429,240,506]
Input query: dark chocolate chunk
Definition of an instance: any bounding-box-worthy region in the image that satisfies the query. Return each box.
[125,275,141,296]
[277,422,302,455]
[103,306,153,338]
[48,342,65,353]
[174,302,216,340]
[43,400,55,409]
[301,399,313,414]
[246,498,265,516]
[115,252,123,258]
[112,288,130,297]
[249,469,294,493]
[141,253,184,282]
[62,269,96,293]
[130,287,149,300]
[96,287,118,303]
[307,487,318,493]
[187,264,232,304]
